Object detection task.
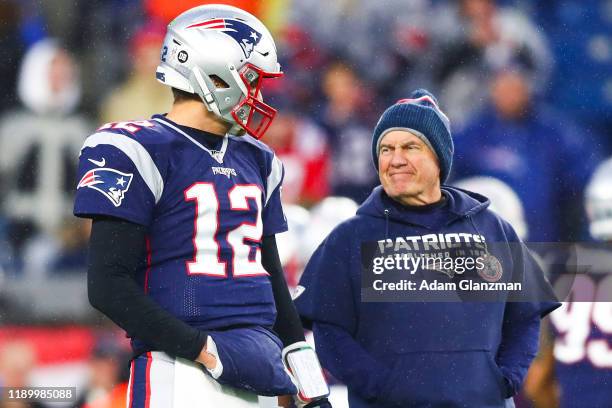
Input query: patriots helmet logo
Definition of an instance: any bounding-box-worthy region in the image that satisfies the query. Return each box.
[187,18,263,59]
[77,168,133,207]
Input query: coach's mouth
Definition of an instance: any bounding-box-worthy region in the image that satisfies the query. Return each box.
[389,171,416,178]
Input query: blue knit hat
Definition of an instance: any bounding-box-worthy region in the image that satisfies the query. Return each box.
[372,89,453,182]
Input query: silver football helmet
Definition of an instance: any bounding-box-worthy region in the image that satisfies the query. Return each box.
[156,4,282,139]
[585,157,612,241]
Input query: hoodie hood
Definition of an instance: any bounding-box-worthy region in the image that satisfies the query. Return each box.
[18,39,81,116]
[357,185,490,230]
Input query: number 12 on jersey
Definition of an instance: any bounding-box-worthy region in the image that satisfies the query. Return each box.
[184,183,267,278]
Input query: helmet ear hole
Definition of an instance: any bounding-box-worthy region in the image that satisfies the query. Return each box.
[209,75,229,89]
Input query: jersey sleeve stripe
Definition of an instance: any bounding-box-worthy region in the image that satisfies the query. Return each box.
[81,132,164,204]
[266,155,283,205]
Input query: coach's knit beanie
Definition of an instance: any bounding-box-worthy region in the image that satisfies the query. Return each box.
[372,89,453,183]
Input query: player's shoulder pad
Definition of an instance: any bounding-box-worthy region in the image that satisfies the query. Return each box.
[80,120,171,204]
[85,119,178,157]
[230,133,276,158]
[231,135,283,205]
[93,119,177,144]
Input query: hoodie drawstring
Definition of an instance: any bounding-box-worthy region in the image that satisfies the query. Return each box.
[384,209,390,239]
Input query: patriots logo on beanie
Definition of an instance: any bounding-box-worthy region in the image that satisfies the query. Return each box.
[371,89,453,183]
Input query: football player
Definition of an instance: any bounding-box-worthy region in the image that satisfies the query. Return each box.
[74,5,330,408]
[525,157,612,407]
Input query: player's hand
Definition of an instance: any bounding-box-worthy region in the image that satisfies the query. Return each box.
[196,340,217,370]
[198,351,217,370]
[277,395,293,408]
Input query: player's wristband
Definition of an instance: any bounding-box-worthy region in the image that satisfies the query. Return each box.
[282,342,330,403]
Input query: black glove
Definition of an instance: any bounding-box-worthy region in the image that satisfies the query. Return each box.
[304,397,332,408]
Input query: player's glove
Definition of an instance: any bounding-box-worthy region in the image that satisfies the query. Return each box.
[302,397,332,408]
[282,341,331,408]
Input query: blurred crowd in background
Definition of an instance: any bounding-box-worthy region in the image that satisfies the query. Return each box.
[0,0,610,407]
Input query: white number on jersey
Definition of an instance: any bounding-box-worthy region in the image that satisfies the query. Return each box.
[98,120,155,134]
[184,183,267,278]
[551,274,612,367]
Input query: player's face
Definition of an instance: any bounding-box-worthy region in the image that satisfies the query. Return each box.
[378,130,441,205]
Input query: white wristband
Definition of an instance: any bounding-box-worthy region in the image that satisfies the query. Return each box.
[282,341,329,401]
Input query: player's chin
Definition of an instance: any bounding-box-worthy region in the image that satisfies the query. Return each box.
[232,125,247,136]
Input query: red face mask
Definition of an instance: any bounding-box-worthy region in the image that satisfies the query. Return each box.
[231,63,283,139]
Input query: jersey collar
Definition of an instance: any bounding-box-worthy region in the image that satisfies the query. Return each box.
[153,116,229,164]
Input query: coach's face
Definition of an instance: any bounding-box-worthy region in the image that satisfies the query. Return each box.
[378,130,442,206]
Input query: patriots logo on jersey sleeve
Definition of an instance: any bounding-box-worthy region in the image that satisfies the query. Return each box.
[77,167,133,207]
[186,18,262,58]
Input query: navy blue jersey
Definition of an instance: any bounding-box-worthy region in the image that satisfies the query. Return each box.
[74,115,287,335]
[549,243,612,408]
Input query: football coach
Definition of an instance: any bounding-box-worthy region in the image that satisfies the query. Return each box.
[295,89,560,408]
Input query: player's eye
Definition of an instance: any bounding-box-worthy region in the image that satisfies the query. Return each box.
[209,75,229,89]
